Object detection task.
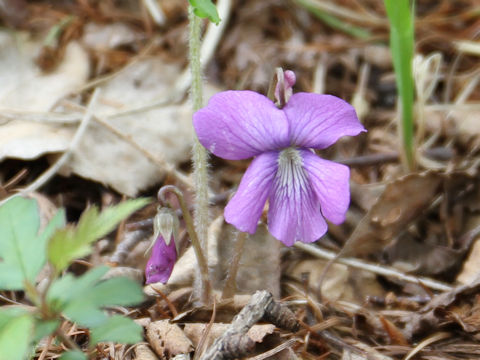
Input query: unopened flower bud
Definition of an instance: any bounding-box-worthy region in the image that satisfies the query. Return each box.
[145,207,180,284]
[275,69,296,107]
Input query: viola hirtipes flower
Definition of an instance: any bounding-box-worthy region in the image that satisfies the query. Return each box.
[145,207,179,284]
[193,71,365,246]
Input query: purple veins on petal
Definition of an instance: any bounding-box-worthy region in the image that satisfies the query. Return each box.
[267,148,328,246]
[145,235,177,284]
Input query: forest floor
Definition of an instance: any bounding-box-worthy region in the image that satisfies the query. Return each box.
[1,0,480,359]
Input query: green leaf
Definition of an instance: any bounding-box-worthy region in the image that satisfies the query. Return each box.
[47,266,110,312]
[48,198,149,273]
[0,309,34,360]
[58,350,87,360]
[189,0,220,24]
[90,315,142,346]
[33,319,60,343]
[47,266,144,327]
[0,196,65,290]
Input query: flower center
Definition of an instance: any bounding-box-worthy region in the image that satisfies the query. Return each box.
[276,148,308,196]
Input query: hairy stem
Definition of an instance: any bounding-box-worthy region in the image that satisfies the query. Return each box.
[189,5,211,305]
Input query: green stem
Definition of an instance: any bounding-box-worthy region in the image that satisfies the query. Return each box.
[189,5,211,304]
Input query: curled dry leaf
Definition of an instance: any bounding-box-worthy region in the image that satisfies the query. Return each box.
[146,320,193,358]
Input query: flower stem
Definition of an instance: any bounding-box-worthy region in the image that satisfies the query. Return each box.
[221,231,248,300]
[158,186,212,303]
[189,5,211,305]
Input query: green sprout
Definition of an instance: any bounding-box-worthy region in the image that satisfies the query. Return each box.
[384,0,416,171]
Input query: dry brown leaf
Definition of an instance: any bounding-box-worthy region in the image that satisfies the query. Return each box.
[344,171,443,257]
[403,276,480,338]
[62,59,198,196]
[134,344,159,360]
[287,258,384,304]
[146,320,193,358]
[458,239,480,285]
[0,31,89,161]
[216,223,281,297]
[82,22,143,50]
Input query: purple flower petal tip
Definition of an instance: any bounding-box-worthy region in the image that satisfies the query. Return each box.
[145,236,177,284]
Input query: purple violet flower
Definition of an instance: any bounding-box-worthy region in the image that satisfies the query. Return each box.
[145,235,177,284]
[193,72,366,246]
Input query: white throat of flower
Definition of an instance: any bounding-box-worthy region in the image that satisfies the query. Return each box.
[276,148,308,197]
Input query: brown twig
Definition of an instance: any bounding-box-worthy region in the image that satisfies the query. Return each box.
[109,229,148,265]
[199,291,299,360]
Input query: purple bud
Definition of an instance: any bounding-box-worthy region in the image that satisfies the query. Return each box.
[145,235,177,284]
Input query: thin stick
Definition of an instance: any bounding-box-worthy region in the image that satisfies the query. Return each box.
[20,88,100,194]
[294,243,452,292]
[247,338,300,360]
[222,232,248,300]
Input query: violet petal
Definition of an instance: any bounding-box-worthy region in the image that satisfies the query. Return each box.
[145,235,177,284]
[193,91,290,160]
[224,151,279,233]
[284,93,366,149]
[300,149,350,225]
[267,148,328,246]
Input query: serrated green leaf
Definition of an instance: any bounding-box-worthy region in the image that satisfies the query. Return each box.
[90,315,142,346]
[189,0,220,24]
[58,350,87,360]
[0,310,34,360]
[48,198,149,273]
[0,196,65,290]
[47,266,144,327]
